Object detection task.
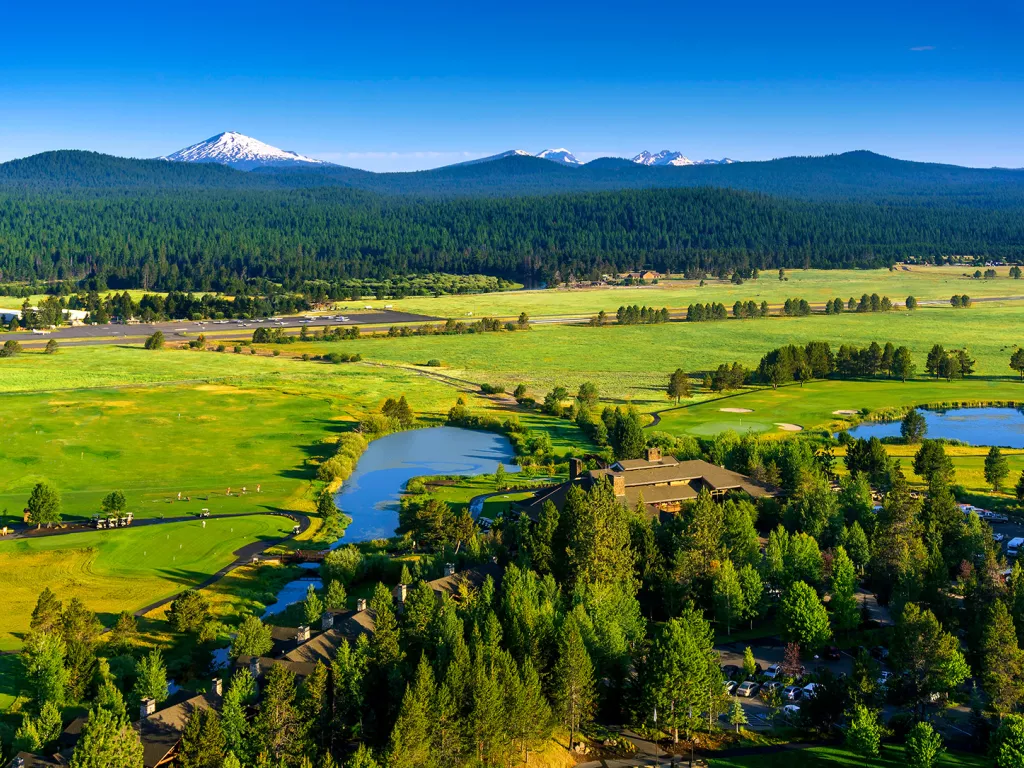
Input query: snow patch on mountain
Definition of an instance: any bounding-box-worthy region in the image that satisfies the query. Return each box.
[455,149,534,166]
[161,132,327,171]
[536,148,582,166]
[632,150,736,167]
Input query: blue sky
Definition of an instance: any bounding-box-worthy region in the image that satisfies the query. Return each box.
[1,0,1021,171]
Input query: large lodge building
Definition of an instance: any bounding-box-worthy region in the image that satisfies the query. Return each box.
[515,447,779,520]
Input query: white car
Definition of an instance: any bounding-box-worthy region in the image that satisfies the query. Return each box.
[764,664,782,680]
[802,683,820,697]
[994,533,1006,543]
[781,704,801,717]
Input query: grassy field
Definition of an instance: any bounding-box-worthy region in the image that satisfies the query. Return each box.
[254,302,1024,415]
[0,345,586,522]
[0,515,294,650]
[356,266,1024,318]
[708,744,985,768]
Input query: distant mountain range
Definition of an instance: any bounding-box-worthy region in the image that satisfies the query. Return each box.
[631,150,734,166]
[3,143,1022,206]
[157,132,714,171]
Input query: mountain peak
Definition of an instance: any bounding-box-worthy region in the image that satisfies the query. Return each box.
[536,148,582,166]
[161,132,327,171]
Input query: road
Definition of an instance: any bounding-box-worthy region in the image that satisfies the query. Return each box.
[11,295,1024,349]
[7,308,441,347]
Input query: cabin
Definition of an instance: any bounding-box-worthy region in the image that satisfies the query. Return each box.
[514,448,778,521]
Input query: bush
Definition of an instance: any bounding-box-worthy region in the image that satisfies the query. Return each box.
[480,383,505,395]
[216,344,226,352]
[272,349,281,356]
[425,359,442,367]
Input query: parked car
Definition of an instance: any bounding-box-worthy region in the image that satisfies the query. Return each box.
[737,681,760,698]
[721,664,741,679]
[877,671,893,687]
[802,683,820,697]
[764,664,782,680]
[760,681,784,698]
[994,533,1006,543]
[824,645,841,661]
[781,704,801,717]
[724,680,738,696]
[783,685,803,701]
[870,645,889,661]
[988,513,1009,524]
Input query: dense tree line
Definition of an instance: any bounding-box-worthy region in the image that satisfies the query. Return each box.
[3,182,1024,289]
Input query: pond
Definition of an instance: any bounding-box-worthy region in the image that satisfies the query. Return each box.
[262,570,322,618]
[846,407,1024,448]
[333,426,519,543]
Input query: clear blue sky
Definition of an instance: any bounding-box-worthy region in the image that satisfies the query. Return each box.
[1,0,1021,171]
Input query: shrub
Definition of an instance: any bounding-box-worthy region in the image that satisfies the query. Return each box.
[216,344,226,352]
[426,359,442,367]
[234,345,242,353]
[480,383,505,395]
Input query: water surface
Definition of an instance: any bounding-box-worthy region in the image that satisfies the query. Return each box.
[847,407,1024,448]
[334,426,519,543]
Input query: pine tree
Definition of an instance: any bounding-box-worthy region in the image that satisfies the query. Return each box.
[993,715,1024,768]
[667,369,691,403]
[22,630,69,711]
[346,745,380,768]
[712,559,744,635]
[829,546,860,634]
[30,588,63,634]
[26,481,62,528]
[528,501,559,574]
[646,607,721,742]
[387,655,435,768]
[69,705,144,768]
[303,584,324,626]
[253,664,302,764]
[985,446,1010,492]
[179,708,227,768]
[980,601,1024,716]
[221,669,257,765]
[299,661,331,760]
[133,649,168,705]
[552,614,596,750]
[742,646,757,678]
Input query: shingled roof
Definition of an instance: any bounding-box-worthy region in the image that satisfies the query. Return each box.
[137,691,221,768]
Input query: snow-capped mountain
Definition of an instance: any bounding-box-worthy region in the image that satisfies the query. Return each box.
[536,148,582,166]
[161,132,327,171]
[631,150,736,167]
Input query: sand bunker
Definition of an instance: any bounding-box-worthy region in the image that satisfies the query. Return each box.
[719,407,754,413]
[775,423,803,432]
[832,409,859,416]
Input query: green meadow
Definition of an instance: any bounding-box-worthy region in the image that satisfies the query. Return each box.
[0,515,294,650]
[257,302,1024,413]
[0,345,586,522]
[358,266,1024,318]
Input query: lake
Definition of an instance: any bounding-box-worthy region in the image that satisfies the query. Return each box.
[846,406,1024,448]
[334,426,520,543]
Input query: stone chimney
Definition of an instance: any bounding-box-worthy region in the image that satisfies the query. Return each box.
[211,678,223,696]
[394,583,407,604]
[356,598,367,612]
[612,473,626,497]
[444,562,456,577]
[296,624,311,643]
[140,697,156,719]
[249,657,261,679]
[646,446,661,463]
[568,457,583,481]
[321,611,335,631]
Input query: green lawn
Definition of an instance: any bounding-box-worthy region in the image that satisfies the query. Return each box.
[0,515,294,650]
[356,266,1024,319]
[708,744,986,768]
[655,378,1024,437]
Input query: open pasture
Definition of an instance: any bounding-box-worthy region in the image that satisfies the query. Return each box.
[260,302,1024,411]
[364,266,1024,319]
[0,515,294,650]
[0,345,585,521]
